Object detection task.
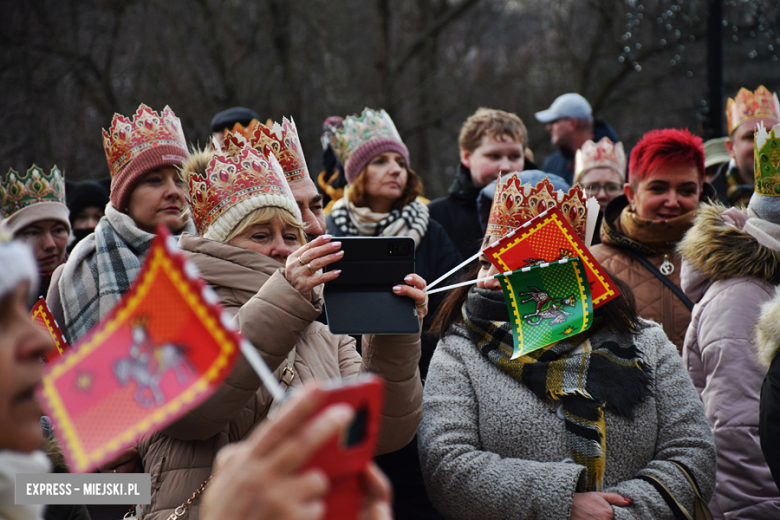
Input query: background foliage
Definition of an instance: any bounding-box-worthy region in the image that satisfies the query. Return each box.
[1,0,779,197]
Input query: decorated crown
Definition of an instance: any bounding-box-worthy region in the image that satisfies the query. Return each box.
[225,119,261,141]
[574,138,626,183]
[187,132,299,241]
[247,117,309,184]
[331,108,403,167]
[726,86,780,135]
[1,165,66,218]
[754,121,780,197]
[102,104,187,177]
[487,175,587,239]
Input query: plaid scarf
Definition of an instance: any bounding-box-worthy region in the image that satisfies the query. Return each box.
[59,203,195,343]
[462,288,653,491]
[330,194,429,247]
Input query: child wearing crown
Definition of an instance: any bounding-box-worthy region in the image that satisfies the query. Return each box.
[680,121,780,518]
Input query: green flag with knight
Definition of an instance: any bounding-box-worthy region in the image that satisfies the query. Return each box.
[497,257,592,359]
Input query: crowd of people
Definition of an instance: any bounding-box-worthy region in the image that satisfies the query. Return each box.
[2,84,780,520]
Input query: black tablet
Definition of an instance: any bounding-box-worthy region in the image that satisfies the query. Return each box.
[323,236,420,335]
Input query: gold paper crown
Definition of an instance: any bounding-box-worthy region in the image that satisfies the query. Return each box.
[1,165,66,219]
[487,175,587,239]
[726,86,780,135]
[102,104,187,177]
[187,132,299,241]
[331,108,403,167]
[574,138,626,183]
[248,117,309,184]
[225,119,261,140]
[754,121,780,197]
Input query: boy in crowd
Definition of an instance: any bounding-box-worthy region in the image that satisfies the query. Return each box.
[428,108,533,260]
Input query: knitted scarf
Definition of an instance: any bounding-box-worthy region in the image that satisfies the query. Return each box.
[59,203,196,344]
[329,193,429,247]
[462,288,653,491]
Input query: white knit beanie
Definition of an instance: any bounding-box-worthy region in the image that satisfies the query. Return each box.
[0,234,38,301]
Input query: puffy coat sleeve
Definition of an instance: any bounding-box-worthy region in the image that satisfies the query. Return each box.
[162,269,319,440]
[688,279,780,518]
[605,325,717,519]
[418,334,586,520]
[354,325,423,455]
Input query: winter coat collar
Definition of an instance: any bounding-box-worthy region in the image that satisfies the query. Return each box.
[178,232,327,310]
[678,202,780,287]
[599,195,694,256]
[447,164,481,208]
[179,232,280,286]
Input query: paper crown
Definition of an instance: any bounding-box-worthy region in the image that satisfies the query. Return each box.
[574,138,626,183]
[754,122,780,197]
[225,119,261,140]
[102,104,188,177]
[1,165,66,218]
[726,86,780,135]
[247,117,309,184]
[187,132,299,241]
[487,175,587,239]
[331,108,403,167]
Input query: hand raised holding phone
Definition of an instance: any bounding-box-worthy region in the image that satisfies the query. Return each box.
[202,383,392,520]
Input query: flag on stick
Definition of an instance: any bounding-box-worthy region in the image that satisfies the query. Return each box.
[31,297,70,364]
[37,226,241,472]
[483,206,619,308]
[498,258,592,359]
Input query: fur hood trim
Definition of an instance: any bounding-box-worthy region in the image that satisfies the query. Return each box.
[178,147,213,185]
[756,286,780,368]
[677,202,780,284]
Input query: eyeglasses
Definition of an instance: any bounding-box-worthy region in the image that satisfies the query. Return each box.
[584,183,622,196]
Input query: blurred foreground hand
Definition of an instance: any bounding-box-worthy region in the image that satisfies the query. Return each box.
[203,384,393,520]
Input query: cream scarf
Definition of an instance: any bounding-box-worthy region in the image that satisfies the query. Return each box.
[329,191,430,248]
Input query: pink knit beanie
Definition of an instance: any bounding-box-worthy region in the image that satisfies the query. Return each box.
[345,138,410,184]
[110,145,187,211]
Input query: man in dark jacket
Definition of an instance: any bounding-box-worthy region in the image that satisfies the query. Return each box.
[534,93,619,185]
[428,108,534,261]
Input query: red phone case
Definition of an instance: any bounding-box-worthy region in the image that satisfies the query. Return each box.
[301,374,385,520]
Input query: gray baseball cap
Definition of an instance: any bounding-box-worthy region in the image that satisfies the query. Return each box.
[534,93,593,123]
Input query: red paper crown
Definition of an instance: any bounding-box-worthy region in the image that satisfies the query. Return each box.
[726,86,780,135]
[487,175,587,240]
[187,132,298,241]
[248,117,309,184]
[102,104,187,177]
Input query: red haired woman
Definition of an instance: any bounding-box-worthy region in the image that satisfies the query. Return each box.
[590,129,712,353]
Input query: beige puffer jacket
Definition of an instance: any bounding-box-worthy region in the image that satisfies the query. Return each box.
[137,233,423,520]
[590,196,693,353]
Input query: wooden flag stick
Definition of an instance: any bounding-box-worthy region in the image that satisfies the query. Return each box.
[425,250,482,291]
[240,339,286,403]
